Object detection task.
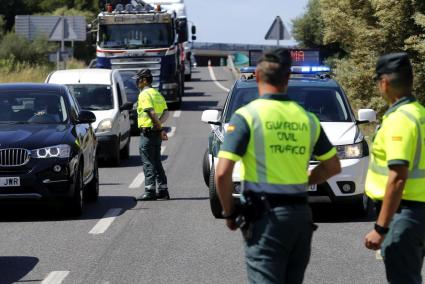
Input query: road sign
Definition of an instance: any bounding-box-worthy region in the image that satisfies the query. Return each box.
[15,16,86,42]
[264,16,291,46]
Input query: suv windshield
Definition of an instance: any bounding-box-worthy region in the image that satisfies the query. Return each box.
[67,85,113,111]
[0,92,68,124]
[99,23,173,49]
[225,85,352,123]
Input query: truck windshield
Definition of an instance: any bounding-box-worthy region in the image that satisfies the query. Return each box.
[99,23,173,48]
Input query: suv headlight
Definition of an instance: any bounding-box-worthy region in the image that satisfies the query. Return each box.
[97,119,113,133]
[32,144,71,158]
[336,141,366,159]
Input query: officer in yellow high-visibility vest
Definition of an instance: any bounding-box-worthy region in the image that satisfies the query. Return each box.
[364,53,425,283]
[216,49,341,284]
[133,69,170,201]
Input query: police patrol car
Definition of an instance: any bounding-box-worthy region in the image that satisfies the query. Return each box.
[201,65,377,218]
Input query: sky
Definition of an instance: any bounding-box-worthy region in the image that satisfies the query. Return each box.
[184,0,309,45]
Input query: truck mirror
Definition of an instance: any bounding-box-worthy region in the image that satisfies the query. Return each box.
[191,35,197,41]
[191,25,196,35]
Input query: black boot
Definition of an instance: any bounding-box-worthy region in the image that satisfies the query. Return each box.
[157,190,170,200]
[135,191,157,201]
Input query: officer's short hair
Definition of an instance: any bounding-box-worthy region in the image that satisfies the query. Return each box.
[256,48,292,86]
[374,52,413,90]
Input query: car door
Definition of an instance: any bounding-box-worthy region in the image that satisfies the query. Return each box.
[69,92,94,180]
[114,73,130,148]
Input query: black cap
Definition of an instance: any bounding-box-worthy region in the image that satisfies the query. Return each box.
[258,48,292,71]
[132,68,152,80]
[375,52,413,80]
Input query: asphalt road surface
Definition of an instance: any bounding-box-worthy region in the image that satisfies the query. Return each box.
[0,67,413,284]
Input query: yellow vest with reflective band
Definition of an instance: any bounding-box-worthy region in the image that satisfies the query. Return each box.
[235,98,321,195]
[137,87,167,128]
[365,101,425,202]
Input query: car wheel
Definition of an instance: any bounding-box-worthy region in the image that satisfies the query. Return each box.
[202,148,210,187]
[110,137,121,166]
[209,167,223,219]
[185,73,192,81]
[121,137,130,160]
[66,166,84,216]
[84,159,99,202]
[352,194,373,217]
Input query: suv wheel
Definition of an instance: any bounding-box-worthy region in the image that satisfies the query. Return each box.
[67,166,84,216]
[209,167,223,219]
[84,159,99,202]
[352,194,373,217]
[202,149,210,187]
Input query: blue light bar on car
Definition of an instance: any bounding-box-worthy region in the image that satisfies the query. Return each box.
[240,66,256,73]
[291,65,331,74]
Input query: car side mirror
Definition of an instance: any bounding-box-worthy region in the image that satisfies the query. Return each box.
[120,102,133,111]
[78,110,96,124]
[201,109,221,125]
[357,109,376,124]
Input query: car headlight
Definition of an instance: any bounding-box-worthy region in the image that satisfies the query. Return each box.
[31,144,71,158]
[97,119,113,133]
[336,142,365,159]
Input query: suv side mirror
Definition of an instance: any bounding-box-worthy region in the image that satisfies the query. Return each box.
[78,110,96,124]
[357,109,376,124]
[201,110,221,125]
[120,102,133,111]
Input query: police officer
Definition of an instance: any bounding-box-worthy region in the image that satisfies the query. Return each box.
[133,69,170,201]
[364,53,425,283]
[215,48,341,284]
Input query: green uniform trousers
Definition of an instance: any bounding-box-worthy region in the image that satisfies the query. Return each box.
[244,204,314,284]
[139,131,167,193]
[381,205,425,284]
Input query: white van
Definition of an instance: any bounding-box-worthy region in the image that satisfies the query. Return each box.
[46,69,132,166]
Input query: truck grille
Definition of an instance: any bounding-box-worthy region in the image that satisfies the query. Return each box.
[0,149,30,167]
[111,56,161,88]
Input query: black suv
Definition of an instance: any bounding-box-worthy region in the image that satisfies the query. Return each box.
[0,83,98,216]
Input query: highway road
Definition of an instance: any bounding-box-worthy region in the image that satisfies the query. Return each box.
[0,66,404,284]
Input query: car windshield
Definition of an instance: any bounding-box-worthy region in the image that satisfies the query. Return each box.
[118,70,139,103]
[67,85,113,111]
[225,85,352,123]
[99,23,174,49]
[0,92,68,124]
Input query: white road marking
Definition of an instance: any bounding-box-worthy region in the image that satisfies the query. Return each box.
[173,110,181,118]
[161,146,166,155]
[167,126,176,137]
[208,66,230,92]
[129,172,145,189]
[41,271,70,284]
[376,249,383,260]
[89,208,122,235]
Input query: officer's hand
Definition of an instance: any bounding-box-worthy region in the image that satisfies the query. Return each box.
[364,230,384,250]
[226,219,238,231]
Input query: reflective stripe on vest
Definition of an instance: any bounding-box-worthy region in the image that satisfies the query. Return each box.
[370,109,425,179]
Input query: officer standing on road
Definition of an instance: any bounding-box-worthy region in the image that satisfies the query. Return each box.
[215,48,341,284]
[364,53,425,283]
[133,68,170,201]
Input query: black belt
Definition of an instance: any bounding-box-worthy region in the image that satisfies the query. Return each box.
[246,192,308,207]
[140,127,159,134]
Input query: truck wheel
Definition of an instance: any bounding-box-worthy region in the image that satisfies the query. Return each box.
[202,148,210,187]
[84,159,99,202]
[209,167,223,219]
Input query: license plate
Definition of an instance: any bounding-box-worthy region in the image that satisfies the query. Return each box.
[0,177,20,187]
[308,184,317,192]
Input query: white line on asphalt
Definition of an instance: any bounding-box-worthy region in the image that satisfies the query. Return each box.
[129,172,145,189]
[89,208,122,235]
[173,110,181,118]
[208,66,230,92]
[168,126,176,137]
[161,146,166,155]
[41,271,70,284]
